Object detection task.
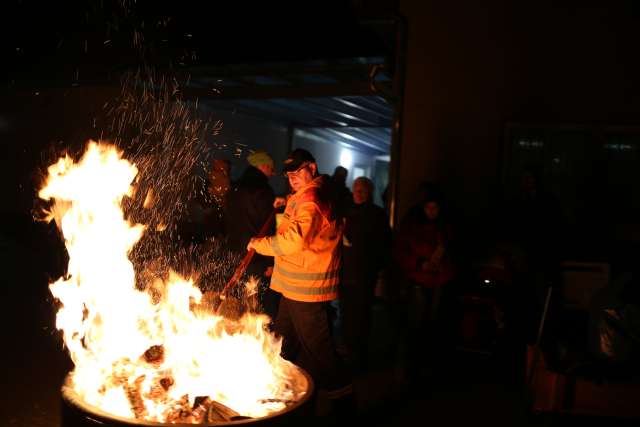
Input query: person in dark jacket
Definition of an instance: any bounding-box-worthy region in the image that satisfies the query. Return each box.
[340,176,391,373]
[330,166,353,220]
[224,151,279,320]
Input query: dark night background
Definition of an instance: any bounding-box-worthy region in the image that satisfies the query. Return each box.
[2,1,640,426]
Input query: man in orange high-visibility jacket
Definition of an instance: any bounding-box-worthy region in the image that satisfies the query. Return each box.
[248,148,351,395]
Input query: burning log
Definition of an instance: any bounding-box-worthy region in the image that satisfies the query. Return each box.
[165,394,194,423]
[143,344,164,365]
[206,399,245,422]
[190,397,211,422]
[160,376,174,391]
[145,375,174,401]
[193,397,249,423]
[125,375,147,419]
[164,396,251,424]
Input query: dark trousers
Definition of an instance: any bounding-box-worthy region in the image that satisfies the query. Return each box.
[275,296,346,390]
[404,284,448,380]
[340,278,375,372]
[260,287,281,326]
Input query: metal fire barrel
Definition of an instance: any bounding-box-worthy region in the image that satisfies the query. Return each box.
[61,367,314,427]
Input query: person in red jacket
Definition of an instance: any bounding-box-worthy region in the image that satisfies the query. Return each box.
[394,196,455,290]
[393,186,456,383]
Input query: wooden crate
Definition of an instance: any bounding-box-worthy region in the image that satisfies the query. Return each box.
[559,261,609,310]
[526,345,640,419]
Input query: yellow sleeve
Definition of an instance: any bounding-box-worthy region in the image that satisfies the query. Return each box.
[252,202,320,257]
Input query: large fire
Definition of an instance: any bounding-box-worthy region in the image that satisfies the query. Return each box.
[39,141,303,423]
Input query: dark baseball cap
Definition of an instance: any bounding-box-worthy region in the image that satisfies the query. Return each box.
[282,148,316,173]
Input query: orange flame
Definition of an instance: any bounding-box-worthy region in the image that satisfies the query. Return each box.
[39,141,302,421]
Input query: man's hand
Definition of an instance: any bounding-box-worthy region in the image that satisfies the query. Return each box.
[273,197,286,208]
[431,245,445,265]
[421,259,441,272]
[247,238,258,251]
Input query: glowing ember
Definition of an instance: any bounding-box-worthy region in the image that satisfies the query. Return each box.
[39,141,304,422]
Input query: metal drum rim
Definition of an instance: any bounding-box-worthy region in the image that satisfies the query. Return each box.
[61,366,314,426]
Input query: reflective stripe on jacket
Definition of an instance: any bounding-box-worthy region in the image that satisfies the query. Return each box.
[252,175,342,302]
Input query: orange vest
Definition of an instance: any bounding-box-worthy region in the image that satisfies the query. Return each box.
[252,176,342,302]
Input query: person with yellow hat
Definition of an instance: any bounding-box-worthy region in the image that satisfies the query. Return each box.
[246,150,276,177]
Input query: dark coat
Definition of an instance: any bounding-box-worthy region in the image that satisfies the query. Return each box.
[224,166,275,276]
[342,201,391,284]
[329,179,353,221]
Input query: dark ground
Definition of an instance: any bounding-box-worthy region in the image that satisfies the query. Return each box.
[1,219,638,427]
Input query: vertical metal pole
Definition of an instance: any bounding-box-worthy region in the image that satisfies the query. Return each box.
[388,15,408,229]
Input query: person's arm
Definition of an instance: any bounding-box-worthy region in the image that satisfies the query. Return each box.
[249,202,321,257]
[431,223,453,266]
[252,187,276,274]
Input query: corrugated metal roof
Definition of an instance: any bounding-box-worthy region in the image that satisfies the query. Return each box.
[199,95,392,155]
[187,58,394,154]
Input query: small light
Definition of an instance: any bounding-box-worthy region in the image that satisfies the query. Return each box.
[484,279,491,284]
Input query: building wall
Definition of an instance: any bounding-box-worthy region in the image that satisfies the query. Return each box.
[395,2,640,242]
